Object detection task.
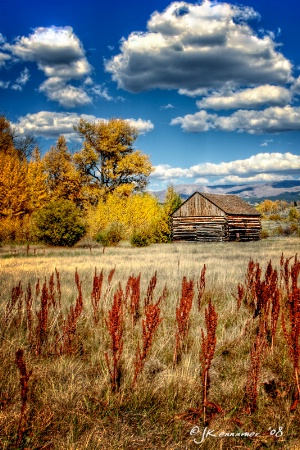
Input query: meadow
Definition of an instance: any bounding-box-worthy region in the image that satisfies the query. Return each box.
[1,237,300,449]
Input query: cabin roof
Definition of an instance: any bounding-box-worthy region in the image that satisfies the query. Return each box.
[173,192,260,216]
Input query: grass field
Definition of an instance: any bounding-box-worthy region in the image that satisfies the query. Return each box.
[1,237,300,449]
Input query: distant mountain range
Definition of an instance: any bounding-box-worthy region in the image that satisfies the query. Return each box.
[151,180,300,204]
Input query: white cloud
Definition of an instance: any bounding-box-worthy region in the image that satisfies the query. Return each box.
[152,152,300,180]
[260,139,273,147]
[4,26,95,107]
[160,103,175,110]
[106,1,292,93]
[0,80,10,89]
[39,78,92,107]
[15,111,154,139]
[11,67,31,91]
[91,84,113,101]
[126,118,154,134]
[6,26,91,80]
[196,85,291,110]
[0,52,10,67]
[15,111,97,139]
[216,173,294,184]
[16,67,30,85]
[172,106,300,134]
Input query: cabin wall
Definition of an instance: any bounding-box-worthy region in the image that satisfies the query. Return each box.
[172,216,227,242]
[227,215,261,241]
[172,215,261,242]
[173,193,225,217]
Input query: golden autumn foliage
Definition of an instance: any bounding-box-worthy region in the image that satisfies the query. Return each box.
[27,148,48,211]
[87,192,170,242]
[43,136,84,206]
[74,118,153,196]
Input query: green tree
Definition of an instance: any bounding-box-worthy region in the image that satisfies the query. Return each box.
[33,199,86,247]
[74,118,153,197]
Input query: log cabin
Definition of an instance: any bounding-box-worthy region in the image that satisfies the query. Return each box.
[172,192,261,242]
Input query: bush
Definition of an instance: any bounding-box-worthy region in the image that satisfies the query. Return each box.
[130,230,150,247]
[269,214,282,221]
[96,222,124,247]
[33,200,86,247]
[261,229,269,239]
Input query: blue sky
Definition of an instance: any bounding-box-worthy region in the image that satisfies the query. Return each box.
[1,0,300,190]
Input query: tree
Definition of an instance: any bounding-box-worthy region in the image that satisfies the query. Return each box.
[27,147,48,211]
[33,199,86,247]
[74,118,153,197]
[43,136,84,206]
[163,185,182,241]
[0,114,36,160]
[0,115,15,157]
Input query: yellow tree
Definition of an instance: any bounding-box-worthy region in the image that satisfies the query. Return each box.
[43,136,84,206]
[0,115,15,157]
[27,147,48,211]
[0,152,29,218]
[74,118,153,197]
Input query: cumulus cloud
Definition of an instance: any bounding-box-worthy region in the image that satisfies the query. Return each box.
[196,85,292,110]
[105,1,292,93]
[152,152,300,180]
[3,26,100,107]
[39,78,92,107]
[15,111,97,139]
[15,111,154,139]
[126,118,154,134]
[172,106,300,134]
[6,26,91,80]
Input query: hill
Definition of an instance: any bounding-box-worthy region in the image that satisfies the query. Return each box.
[151,180,300,204]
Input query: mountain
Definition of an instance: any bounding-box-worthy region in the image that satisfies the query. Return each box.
[151,180,300,204]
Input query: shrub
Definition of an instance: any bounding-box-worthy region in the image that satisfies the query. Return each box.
[269,214,282,221]
[130,230,150,247]
[33,200,86,247]
[96,222,124,247]
[261,229,269,239]
[288,207,300,221]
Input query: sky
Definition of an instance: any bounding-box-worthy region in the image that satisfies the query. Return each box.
[1,0,300,190]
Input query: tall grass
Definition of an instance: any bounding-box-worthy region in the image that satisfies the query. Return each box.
[0,238,300,449]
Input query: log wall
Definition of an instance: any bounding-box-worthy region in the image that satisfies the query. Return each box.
[172,215,261,242]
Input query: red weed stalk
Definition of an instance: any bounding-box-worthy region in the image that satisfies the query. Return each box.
[15,349,32,448]
[173,276,194,365]
[233,283,245,311]
[144,271,157,309]
[125,273,141,326]
[103,267,116,301]
[281,254,300,411]
[5,281,23,328]
[35,279,50,356]
[91,268,104,325]
[197,264,206,311]
[25,283,33,345]
[60,269,84,355]
[243,259,280,348]
[200,299,218,424]
[104,284,124,393]
[245,319,266,414]
[132,297,163,388]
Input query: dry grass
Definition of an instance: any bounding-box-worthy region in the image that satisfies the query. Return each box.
[0,237,300,449]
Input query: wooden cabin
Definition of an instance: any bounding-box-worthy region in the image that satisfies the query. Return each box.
[172,192,261,242]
